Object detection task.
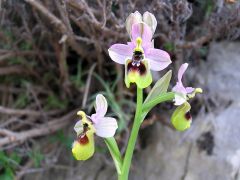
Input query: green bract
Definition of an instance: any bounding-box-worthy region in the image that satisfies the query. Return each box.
[144,70,172,104]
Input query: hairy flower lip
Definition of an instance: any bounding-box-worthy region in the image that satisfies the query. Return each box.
[171,102,192,131]
[127,60,146,75]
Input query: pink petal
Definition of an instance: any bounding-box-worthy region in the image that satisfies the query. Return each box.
[172,82,187,95]
[186,87,195,94]
[108,44,133,64]
[94,117,118,138]
[95,94,108,118]
[91,94,108,124]
[127,40,153,51]
[131,23,152,44]
[178,63,188,82]
[127,42,135,49]
[143,42,153,51]
[145,48,171,71]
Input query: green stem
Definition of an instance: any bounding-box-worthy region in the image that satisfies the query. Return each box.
[104,137,122,175]
[119,87,143,180]
[142,92,175,113]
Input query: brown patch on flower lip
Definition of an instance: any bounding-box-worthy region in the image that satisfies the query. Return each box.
[185,111,192,121]
[76,123,90,145]
[127,50,146,75]
[78,134,89,145]
[127,61,146,75]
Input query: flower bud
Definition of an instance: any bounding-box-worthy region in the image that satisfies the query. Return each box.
[171,102,192,131]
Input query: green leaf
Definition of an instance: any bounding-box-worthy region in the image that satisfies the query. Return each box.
[144,70,172,104]
[14,93,29,108]
[45,94,68,110]
[50,130,73,149]
[27,149,44,168]
[9,152,21,165]
[163,42,175,52]
[0,167,14,180]
[104,137,122,175]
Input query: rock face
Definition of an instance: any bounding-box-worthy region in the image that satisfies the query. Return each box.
[200,42,240,102]
[136,103,240,180]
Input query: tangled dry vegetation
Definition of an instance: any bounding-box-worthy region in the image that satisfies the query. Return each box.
[0,0,239,178]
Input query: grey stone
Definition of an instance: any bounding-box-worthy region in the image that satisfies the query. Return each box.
[199,42,240,102]
[134,103,240,180]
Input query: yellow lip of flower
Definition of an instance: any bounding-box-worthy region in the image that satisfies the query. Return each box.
[171,102,192,131]
[72,111,95,160]
[72,131,95,161]
[125,59,152,89]
[124,37,152,89]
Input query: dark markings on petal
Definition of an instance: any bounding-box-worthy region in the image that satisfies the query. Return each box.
[127,60,146,75]
[81,123,90,134]
[83,123,89,131]
[76,123,90,145]
[185,111,192,121]
[78,134,89,145]
[127,50,146,75]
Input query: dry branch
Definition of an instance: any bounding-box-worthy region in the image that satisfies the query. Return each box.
[0,109,78,147]
[0,66,31,76]
[0,50,54,62]
[0,106,60,117]
[24,0,87,57]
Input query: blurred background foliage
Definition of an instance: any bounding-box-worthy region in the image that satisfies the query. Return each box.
[0,0,239,179]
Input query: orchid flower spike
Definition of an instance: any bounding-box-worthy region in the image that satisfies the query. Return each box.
[108,11,171,89]
[171,63,202,131]
[72,94,118,160]
[172,63,202,106]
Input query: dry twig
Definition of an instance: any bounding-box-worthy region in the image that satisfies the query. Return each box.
[0,109,77,147]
